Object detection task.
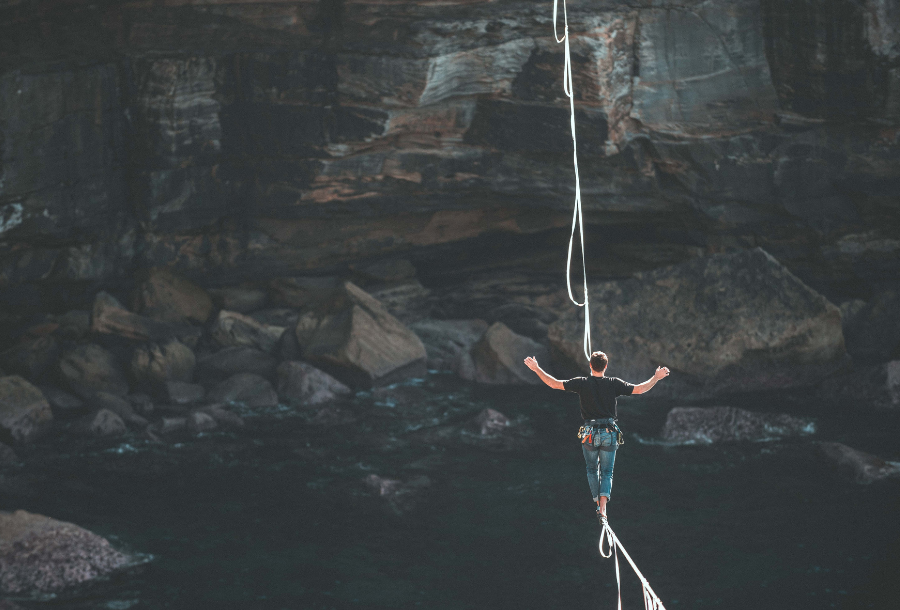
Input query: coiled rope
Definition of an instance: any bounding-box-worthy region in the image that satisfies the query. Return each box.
[553,3,667,608]
[599,522,668,610]
[553,0,592,362]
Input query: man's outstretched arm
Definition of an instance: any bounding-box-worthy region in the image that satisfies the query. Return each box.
[523,357,565,390]
[632,366,670,395]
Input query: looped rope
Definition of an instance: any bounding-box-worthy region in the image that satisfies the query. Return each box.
[552,0,592,361]
[600,523,668,610]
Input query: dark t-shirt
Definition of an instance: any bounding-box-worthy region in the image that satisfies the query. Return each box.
[563,376,635,420]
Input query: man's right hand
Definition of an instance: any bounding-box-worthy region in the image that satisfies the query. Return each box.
[524,356,540,372]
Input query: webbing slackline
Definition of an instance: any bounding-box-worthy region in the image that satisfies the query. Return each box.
[552,3,668,610]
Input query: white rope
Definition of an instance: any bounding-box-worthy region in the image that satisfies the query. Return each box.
[553,0,592,361]
[553,7,666,608]
[600,523,668,610]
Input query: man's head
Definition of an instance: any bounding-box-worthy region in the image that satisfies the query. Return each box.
[589,351,608,375]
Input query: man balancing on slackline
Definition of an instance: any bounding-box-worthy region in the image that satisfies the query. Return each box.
[524,352,669,525]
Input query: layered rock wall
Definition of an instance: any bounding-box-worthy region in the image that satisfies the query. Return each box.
[0,0,898,312]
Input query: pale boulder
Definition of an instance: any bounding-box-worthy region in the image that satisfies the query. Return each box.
[0,510,130,594]
[298,282,427,388]
[818,442,900,484]
[661,406,815,444]
[0,376,53,443]
[80,409,127,438]
[207,373,279,408]
[471,322,548,385]
[549,249,846,397]
[276,361,351,406]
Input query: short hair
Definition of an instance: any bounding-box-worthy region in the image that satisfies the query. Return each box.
[589,351,608,373]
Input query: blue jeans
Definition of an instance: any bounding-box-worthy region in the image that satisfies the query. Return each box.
[581,427,618,500]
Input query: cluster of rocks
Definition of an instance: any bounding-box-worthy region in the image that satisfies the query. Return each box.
[660,405,900,486]
[661,406,816,444]
[4,247,896,460]
[0,267,434,456]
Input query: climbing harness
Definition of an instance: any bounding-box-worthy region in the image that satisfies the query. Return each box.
[552,4,668,609]
[553,0,592,362]
[578,419,624,447]
[599,523,668,610]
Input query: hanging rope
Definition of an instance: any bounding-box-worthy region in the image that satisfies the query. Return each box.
[552,3,667,607]
[553,0,592,362]
[600,522,668,610]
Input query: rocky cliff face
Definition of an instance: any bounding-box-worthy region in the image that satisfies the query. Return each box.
[0,0,898,318]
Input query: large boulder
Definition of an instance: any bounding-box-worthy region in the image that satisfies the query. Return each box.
[197,404,245,429]
[211,310,286,354]
[276,361,352,406]
[207,373,279,408]
[91,291,177,343]
[90,392,148,428]
[195,346,278,381]
[0,376,53,443]
[55,310,91,341]
[132,267,213,324]
[0,510,131,594]
[296,282,427,388]
[409,319,489,378]
[268,276,341,309]
[208,285,268,314]
[130,339,196,387]
[818,442,900,484]
[38,386,84,414]
[78,409,127,438]
[549,249,846,397]
[840,287,900,363]
[0,336,59,382]
[58,344,129,398]
[470,322,548,385]
[817,360,900,409]
[661,406,815,444]
[163,381,205,405]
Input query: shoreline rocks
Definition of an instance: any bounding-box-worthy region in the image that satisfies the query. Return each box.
[409,319,488,378]
[276,361,351,407]
[818,442,900,484]
[0,510,131,595]
[661,406,816,444]
[58,344,129,399]
[207,373,278,409]
[211,310,286,354]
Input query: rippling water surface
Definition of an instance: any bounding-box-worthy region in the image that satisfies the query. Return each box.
[3,374,898,610]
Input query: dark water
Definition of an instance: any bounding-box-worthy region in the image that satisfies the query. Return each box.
[2,374,899,610]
